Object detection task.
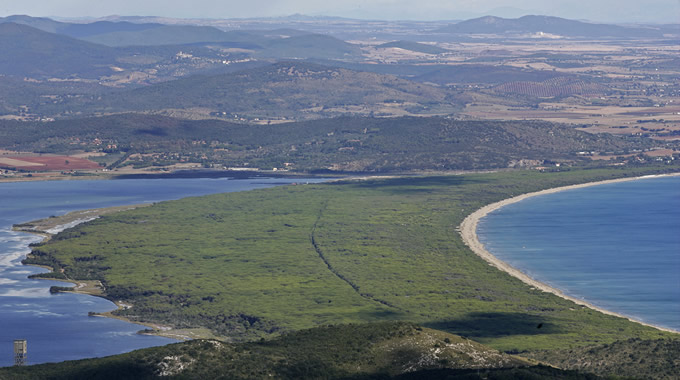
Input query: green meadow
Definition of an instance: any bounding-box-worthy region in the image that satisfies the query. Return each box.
[26,166,679,352]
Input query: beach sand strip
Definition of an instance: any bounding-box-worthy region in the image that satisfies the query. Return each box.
[459,173,680,334]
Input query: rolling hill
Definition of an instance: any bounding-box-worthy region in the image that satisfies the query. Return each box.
[77,61,455,119]
[0,114,658,172]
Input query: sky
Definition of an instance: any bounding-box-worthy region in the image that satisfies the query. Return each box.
[1,0,679,23]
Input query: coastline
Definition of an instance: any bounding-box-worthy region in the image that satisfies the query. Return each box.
[10,205,199,340]
[17,230,202,341]
[0,168,341,184]
[9,197,241,341]
[459,173,680,334]
[6,171,679,344]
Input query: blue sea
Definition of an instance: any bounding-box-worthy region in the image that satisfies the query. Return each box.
[478,176,680,331]
[0,176,327,367]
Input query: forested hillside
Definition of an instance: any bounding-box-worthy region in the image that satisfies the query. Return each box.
[0,114,658,172]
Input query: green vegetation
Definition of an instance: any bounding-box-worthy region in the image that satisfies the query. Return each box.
[0,322,600,379]
[25,167,679,352]
[2,13,679,379]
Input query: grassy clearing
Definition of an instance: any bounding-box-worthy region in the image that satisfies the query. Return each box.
[26,166,679,351]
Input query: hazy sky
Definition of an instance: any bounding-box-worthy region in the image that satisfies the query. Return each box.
[1,0,678,23]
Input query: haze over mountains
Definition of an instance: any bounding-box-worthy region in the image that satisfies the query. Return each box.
[0,13,677,153]
[2,13,674,122]
[1,14,672,48]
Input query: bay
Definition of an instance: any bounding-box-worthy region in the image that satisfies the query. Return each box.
[0,176,327,367]
[478,176,680,331]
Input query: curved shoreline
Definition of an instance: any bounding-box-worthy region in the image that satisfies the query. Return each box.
[12,205,217,341]
[459,173,680,334]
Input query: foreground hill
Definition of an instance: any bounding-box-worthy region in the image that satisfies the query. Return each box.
[0,322,604,379]
[0,114,658,171]
[437,15,664,38]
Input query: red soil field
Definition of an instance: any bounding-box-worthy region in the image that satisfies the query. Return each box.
[0,156,101,171]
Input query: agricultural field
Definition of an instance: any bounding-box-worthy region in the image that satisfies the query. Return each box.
[0,155,101,171]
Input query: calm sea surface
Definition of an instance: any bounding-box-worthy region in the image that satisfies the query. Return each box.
[0,177,327,367]
[478,176,680,331]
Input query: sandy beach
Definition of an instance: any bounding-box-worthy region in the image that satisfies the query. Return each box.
[459,173,680,334]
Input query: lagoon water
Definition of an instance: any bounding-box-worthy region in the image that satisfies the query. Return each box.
[0,176,326,367]
[478,176,680,331]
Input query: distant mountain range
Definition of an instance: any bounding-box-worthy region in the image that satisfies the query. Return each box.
[0,22,121,78]
[0,17,364,79]
[0,15,168,42]
[0,13,674,120]
[0,14,359,54]
[437,15,665,38]
[0,15,223,43]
